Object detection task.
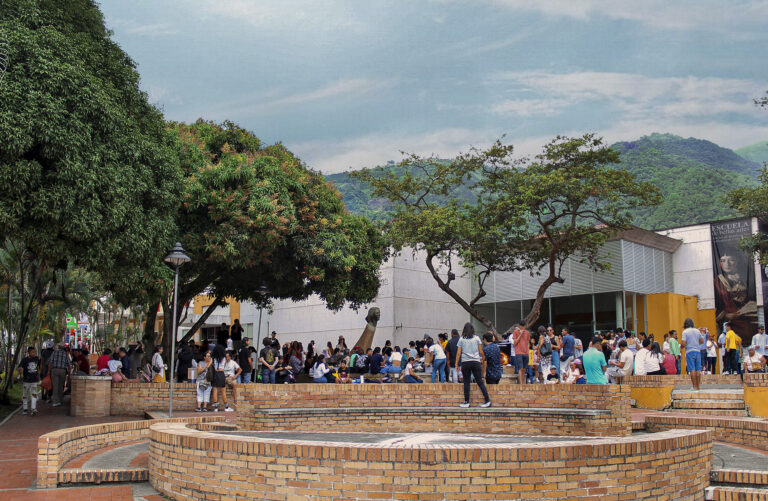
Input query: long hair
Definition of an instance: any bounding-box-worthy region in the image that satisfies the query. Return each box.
[461,322,474,339]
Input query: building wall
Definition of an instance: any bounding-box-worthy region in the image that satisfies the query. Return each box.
[646,292,717,337]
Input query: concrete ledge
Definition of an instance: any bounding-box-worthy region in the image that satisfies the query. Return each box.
[257,406,611,416]
[149,422,712,500]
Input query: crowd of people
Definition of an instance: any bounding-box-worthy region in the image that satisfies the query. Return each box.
[14,316,768,415]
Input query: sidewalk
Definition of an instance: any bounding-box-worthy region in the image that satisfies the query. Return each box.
[0,397,164,501]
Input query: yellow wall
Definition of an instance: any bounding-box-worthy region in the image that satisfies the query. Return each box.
[630,386,673,410]
[745,387,768,418]
[646,293,716,337]
[192,296,241,326]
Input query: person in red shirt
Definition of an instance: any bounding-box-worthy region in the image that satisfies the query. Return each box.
[74,349,90,375]
[512,322,531,385]
[661,347,677,375]
[96,349,112,372]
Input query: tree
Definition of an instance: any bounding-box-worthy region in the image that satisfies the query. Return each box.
[354,134,660,332]
[0,0,182,300]
[143,120,387,355]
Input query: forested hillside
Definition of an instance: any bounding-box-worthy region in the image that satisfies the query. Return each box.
[736,141,768,166]
[325,133,763,229]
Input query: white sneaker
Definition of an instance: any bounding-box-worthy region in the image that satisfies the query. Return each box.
[480,401,492,408]
[459,402,470,408]
[224,406,234,412]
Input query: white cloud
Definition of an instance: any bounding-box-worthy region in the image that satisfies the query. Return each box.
[482,0,768,30]
[109,19,177,36]
[489,71,765,121]
[199,0,366,32]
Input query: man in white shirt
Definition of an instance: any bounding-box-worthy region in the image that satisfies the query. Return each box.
[606,340,634,383]
[633,342,650,376]
[753,325,768,357]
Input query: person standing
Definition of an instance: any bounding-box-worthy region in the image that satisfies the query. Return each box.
[230,319,244,351]
[681,318,705,390]
[176,341,194,382]
[582,336,608,384]
[481,333,503,384]
[723,322,741,375]
[259,337,278,384]
[560,328,575,374]
[513,322,531,385]
[427,337,447,383]
[17,346,41,415]
[47,344,71,407]
[151,346,166,383]
[445,329,460,383]
[455,323,491,408]
[237,338,252,383]
[668,330,681,374]
[195,351,213,412]
[752,325,767,358]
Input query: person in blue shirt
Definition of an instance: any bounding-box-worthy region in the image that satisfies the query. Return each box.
[560,328,575,373]
[582,335,608,384]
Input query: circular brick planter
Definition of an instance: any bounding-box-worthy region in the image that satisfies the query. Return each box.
[149,422,712,500]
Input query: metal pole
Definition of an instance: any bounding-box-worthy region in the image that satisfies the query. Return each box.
[169,268,179,418]
[256,307,263,351]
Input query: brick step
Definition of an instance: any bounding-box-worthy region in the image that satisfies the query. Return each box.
[706,485,768,500]
[673,400,746,410]
[674,391,745,401]
[665,408,749,417]
[712,470,768,487]
[58,467,148,485]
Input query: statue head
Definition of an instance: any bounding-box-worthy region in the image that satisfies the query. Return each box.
[365,307,381,325]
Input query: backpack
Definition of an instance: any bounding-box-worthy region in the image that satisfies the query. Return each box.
[540,339,552,357]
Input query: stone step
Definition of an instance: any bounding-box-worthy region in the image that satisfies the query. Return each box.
[711,470,768,487]
[673,400,746,410]
[673,390,745,401]
[665,408,749,417]
[706,485,768,501]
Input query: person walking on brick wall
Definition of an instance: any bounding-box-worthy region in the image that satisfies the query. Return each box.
[210,344,234,411]
[47,343,71,407]
[681,318,705,390]
[17,346,40,415]
[455,322,491,408]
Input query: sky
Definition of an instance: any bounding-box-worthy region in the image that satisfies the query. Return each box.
[98,0,768,173]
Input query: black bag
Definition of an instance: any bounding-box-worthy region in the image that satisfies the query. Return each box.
[540,340,552,357]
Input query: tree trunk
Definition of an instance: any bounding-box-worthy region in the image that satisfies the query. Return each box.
[523,274,564,329]
[424,252,495,333]
[141,302,159,368]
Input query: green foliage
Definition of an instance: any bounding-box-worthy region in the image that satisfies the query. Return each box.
[0,0,182,300]
[354,134,660,330]
[736,141,768,167]
[165,120,386,344]
[729,168,768,265]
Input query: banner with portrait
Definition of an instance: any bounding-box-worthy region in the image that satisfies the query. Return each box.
[711,218,757,345]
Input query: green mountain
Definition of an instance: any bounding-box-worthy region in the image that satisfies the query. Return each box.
[611,133,760,229]
[326,133,761,230]
[735,141,768,166]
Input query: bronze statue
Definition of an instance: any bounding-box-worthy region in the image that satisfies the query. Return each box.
[353,307,380,351]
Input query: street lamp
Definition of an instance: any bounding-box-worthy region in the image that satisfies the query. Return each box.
[254,282,269,359]
[164,242,190,417]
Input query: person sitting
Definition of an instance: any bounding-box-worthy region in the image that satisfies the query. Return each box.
[402,357,423,383]
[744,346,766,373]
[312,355,331,383]
[662,347,678,375]
[563,360,585,384]
[107,352,127,382]
[96,349,112,373]
[545,366,560,384]
[336,360,352,384]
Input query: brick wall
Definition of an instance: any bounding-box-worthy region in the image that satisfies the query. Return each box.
[646,415,768,451]
[251,407,614,436]
[743,373,768,387]
[623,374,745,387]
[149,422,711,501]
[37,416,219,489]
[235,383,632,436]
[109,382,234,416]
[71,377,111,417]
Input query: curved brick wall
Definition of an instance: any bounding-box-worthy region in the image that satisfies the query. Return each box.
[236,383,632,437]
[149,422,712,501]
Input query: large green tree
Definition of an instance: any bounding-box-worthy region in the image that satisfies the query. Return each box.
[144,120,387,354]
[354,134,660,332]
[0,0,182,296]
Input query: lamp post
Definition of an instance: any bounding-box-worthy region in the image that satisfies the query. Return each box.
[164,242,191,417]
[254,283,269,361]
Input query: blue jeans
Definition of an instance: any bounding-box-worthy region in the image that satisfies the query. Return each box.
[238,372,251,384]
[313,376,328,383]
[261,368,275,384]
[675,357,681,374]
[432,358,446,382]
[405,375,423,383]
[552,352,561,377]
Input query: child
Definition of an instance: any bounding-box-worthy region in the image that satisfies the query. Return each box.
[337,360,352,384]
[546,365,560,384]
[403,357,423,383]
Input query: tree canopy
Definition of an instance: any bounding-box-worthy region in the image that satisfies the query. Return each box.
[150,120,387,347]
[0,0,182,293]
[354,134,661,332]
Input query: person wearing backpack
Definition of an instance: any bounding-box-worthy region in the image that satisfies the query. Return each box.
[259,338,278,384]
[237,338,252,383]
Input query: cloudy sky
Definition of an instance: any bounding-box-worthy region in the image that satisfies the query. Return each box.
[99,0,768,173]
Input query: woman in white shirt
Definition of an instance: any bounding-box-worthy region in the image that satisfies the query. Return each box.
[403,357,423,383]
[312,354,331,383]
[645,342,664,375]
[706,334,718,374]
[427,337,447,383]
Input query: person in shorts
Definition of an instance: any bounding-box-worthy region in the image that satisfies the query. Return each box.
[512,322,530,384]
[210,345,233,412]
[681,318,705,390]
[222,350,241,406]
[17,346,40,416]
